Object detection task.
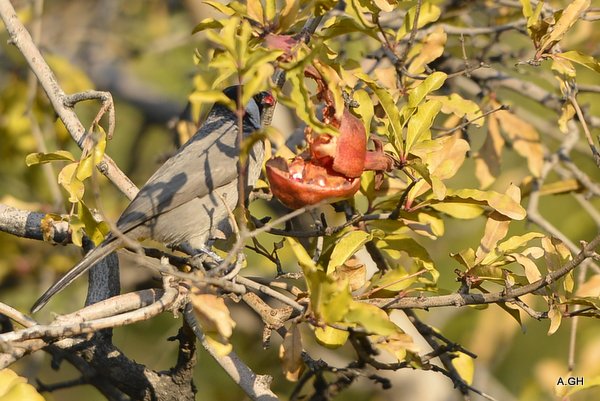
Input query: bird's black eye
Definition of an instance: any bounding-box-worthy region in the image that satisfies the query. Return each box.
[253,91,274,115]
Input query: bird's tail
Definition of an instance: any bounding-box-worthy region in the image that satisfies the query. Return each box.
[31,238,122,313]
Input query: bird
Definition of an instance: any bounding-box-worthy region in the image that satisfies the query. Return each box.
[32,86,274,313]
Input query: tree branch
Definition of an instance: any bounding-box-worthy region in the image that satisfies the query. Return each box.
[0,0,138,200]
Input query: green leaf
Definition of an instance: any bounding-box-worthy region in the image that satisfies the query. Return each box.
[286,237,319,274]
[345,302,397,335]
[359,75,404,154]
[407,71,446,108]
[405,99,442,152]
[370,266,417,293]
[25,150,75,166]
[280,68,337,135]
[191,18,224,34]
[189,90,236,111]
[0,369,45,401]
[327,230,372,274]
[320,16,380,40]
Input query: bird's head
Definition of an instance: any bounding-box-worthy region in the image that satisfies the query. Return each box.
[223,86,275,131]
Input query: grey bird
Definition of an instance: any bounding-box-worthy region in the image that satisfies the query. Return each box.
[32,86,274,313]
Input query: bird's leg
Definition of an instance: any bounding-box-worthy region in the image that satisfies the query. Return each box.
[179,242,223,272]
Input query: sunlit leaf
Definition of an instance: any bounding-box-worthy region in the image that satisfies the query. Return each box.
[445,188,526,220]
[511,253,542,283]
[475,110,504,188]
[314,325,349,348]
[493,105,543,178]
[405,100,442,153]
[451,352,475,385]
[396,1,441,41]
[58,162,84,203]
[192,18,224,33]
[547,304,562,335]
[0,369,45,401]
[407,71,446,108]
[429,94,484,127]
[475,211,510,265]
[537,0,590,56]
[407,26,446,75]
[25,150,75,166]
[191,293,236,340]
[554,51,600,74]
[78,201,109,246]
[327,230,372,274]
[498,232,545,253]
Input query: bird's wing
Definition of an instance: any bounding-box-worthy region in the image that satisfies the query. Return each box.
[116,112,240,236]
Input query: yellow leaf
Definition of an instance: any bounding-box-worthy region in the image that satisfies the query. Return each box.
[58,162,84,203]
[396,2,441,41]
[511,253,542,283]
[405,100,442,153]
[446,188,526,220]
[537,0,591,56]
[475,211,510,265]
[279,323,304,381]
[576,275,600,297]
[25,150,75,166]
[452,352,475,385]
[407,26,447,75]
[558,103,576,134]
[542,236,572,272]
[0,369,45,401]
[555,50,600,74]
[429,93,484,127]
[494,106,543,177]
[430,202,484,219]
[205,333,233,356]
[374,330,418,361]
[247,0,264,24]
[286,237,319,274]
[547,305,562,335]
[191,293,236,339]
[333,258,367,292]
[475,111,504,188]
[407,71,447,108]
[314,325,349,348]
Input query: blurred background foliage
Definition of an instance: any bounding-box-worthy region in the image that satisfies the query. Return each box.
[1,0,600,400]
